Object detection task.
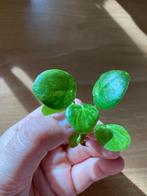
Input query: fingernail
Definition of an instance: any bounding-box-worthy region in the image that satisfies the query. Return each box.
[103,151,120,159]
[96,120,103,125]
[74,98,82,105]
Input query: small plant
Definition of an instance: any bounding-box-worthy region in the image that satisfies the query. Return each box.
[32,69,131,152]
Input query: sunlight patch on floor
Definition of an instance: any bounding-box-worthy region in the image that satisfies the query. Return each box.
[96,0,147,54]
[123,169,147,194]
[11,66,33,91]
[0,77,12,95]
[0,77,28,129]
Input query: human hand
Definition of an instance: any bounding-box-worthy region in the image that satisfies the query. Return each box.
[0,100,124,196]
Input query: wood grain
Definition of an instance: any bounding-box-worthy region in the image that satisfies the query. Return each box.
[0,0,147,195]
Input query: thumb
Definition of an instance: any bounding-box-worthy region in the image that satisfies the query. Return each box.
[0,107,73,184]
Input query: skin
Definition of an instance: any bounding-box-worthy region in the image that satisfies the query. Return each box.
[0,99,124,196]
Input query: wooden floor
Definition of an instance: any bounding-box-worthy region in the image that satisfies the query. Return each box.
[0,0,147,195]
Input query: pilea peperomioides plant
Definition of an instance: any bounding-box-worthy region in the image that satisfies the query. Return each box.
[32,69,131,152]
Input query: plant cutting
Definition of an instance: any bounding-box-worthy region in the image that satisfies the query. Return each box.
[32,69,131,152]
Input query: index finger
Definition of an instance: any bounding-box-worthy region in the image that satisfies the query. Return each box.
[67,136,120,165]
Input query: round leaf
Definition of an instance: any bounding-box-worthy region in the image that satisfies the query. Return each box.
[65,103,100,134]
[94,124,131,151]
[92,70,130,110]
[32,69,77,109]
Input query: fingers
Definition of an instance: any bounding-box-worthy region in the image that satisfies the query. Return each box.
[72,156,124,194]
[42,139,123,196]
[67,138,120,165]
[0,97,81,149]
[86,138,120,159]
[0,107,74,184]
[42,148,76,196]
[74,98,82,105]
[0,107,73,150]
[33,167,55,196]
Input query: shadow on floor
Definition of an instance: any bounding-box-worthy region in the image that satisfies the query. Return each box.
[116,0,147,35]
[80,172,146,196]
[0,66,39,112]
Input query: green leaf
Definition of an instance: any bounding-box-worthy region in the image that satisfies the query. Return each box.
[94,124,131,151]
[68,133,86,147]
[41,105,64,116]
[68,133,79,147]
[92,70,130,110]
[32,69,77,109]
[65,103,100,134]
